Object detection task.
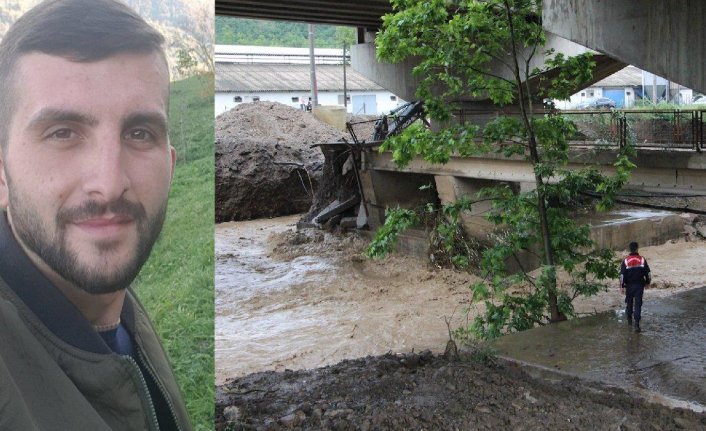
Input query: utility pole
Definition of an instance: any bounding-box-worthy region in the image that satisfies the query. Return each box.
[343,41,348,110]
[666,79,671,103]
[308,24,318,108]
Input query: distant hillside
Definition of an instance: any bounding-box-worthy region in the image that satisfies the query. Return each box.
[0,0,212,79]
[216,16,355,48]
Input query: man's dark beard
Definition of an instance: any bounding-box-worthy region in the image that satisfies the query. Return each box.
[9,193,167,294]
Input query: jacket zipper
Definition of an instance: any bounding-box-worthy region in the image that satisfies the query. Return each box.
[123,355,160,431]
[135,347,184,431]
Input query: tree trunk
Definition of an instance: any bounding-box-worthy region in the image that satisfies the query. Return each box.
[505,0,564,322]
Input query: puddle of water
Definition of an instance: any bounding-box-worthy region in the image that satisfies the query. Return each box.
[493,286,706,410]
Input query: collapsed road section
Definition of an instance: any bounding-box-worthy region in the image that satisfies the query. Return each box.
[302,101,427,229]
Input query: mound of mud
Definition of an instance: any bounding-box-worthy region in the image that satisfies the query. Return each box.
[216,102,347,222]
[215,352,706,430]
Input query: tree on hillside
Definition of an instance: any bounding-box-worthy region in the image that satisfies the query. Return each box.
[188,0,214,72]
[175,48,197,78]
[368,0,636,339]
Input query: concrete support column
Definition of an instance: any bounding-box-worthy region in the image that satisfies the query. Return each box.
[434,175,497,239]
[543,0,706,93]
[520,181,537,193]
[358,170,385,230]
[360,169,438,230]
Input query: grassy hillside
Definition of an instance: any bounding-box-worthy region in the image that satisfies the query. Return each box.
[135,73,214,430]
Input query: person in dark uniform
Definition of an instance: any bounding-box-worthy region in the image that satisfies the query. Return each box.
[619,241,651,333]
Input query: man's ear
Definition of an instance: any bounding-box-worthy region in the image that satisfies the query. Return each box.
[0,153,8,209]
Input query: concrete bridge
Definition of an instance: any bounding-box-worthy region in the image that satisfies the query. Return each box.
[360,146,706,226]
[217,1,705,251]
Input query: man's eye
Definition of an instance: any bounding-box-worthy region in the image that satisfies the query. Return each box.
[49,128,74,139]
[125,129,154,141]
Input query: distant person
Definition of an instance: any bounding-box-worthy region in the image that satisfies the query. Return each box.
[300,95,306,111]
[0,0,191,429]
[619,242,651,333]
[307,97,313,112]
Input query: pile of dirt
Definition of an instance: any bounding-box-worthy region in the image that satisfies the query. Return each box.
[215,102,347,222]
[215,352,706,430]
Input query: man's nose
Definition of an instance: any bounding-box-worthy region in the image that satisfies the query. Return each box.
[82,135,130,201]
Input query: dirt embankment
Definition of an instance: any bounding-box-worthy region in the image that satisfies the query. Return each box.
[215,102,347,222]
[216,352,706,430]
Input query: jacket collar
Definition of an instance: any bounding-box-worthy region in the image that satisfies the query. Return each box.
[0,212,113,354]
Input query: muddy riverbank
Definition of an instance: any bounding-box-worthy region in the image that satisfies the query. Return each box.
[215,351,706,430]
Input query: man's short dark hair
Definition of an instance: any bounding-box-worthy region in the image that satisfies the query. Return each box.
[629,242,639,253]
[0,0,167,149]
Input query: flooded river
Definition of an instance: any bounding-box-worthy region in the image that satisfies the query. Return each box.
[215,215,470,384]
[216,213,706,387]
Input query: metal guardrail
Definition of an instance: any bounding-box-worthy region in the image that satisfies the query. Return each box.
[455,108,706,152]
[560,109,704,152]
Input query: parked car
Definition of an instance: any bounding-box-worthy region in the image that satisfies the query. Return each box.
[575,97,617,109]
[691,95,706,104]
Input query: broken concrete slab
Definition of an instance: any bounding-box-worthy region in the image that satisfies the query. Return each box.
[313,196,360,225]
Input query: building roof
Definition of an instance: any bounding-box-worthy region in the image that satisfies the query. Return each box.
[593,65,643,88]
[215,45,346,65]
[215,62,384,93]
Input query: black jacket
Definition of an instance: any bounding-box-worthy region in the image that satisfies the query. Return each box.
[620,252,651,288]
[0,215,192,430]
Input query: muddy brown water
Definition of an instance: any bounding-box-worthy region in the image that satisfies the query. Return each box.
[216,212,706,388]
[215,215,472,384]
[493,286,706,412]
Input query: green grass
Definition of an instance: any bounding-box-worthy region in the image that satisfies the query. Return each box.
[134,73,214,430]
[168,73,215,163]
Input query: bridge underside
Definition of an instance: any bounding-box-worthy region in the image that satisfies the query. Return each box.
[544,0,706,94]
[215,0,389,28]
[217,0,706,95]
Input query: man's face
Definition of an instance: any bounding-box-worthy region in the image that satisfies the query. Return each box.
[0,52,175,294]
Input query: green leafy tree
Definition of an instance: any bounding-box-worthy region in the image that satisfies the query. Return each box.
[369,0,636,339]
[175,48,198,78]
[334,26,356,48]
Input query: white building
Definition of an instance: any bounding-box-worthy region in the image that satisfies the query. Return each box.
[555,65,695,109]
[215,45,404,116]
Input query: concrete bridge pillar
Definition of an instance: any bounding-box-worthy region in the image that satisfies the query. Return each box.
[434,175,496,239]
[350,31,621,107]
[544,0,706,93]
[359,168,438,230]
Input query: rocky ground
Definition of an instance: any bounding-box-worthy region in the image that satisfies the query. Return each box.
[215,351,706,430]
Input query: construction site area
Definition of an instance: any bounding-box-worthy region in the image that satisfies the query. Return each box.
[215,101,706,430]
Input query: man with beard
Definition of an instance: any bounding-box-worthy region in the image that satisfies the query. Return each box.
[0,0,192,430]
